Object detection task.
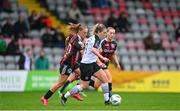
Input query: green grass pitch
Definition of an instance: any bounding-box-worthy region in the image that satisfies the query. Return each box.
[0,91,180,110]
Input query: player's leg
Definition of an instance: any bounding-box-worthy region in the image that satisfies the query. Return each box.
[61,80,88,105]
[61,63,92,105]
[59,67,83,101]
[41,64,70,106]
[89,77,101,90]
[103,69,112,98]
[59,68,80,94]
[41,74,68,106]
[93,63,110,104]
[89,68,112,98]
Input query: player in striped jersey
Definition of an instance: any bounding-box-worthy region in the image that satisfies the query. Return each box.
[41,23,88,106]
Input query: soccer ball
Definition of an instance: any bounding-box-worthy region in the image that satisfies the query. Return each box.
[111,94,122,106]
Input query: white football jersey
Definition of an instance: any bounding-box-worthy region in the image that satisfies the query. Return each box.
[81,35,101,63]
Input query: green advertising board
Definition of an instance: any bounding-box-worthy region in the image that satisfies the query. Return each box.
[25,70,59,91]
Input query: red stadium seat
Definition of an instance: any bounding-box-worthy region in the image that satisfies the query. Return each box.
[160,33,169,41]
[101,8,111,15]
[136,40,145,49]
[162,41,171,50]
[171,42,178,50]
[155,10,163,17]
[119,1,126,8]
[164,16,172,25]
[115,33,125,41]
[32,39,42,47]
[22,39,32,47]
[177,38,180,43]
[150,25,158,33]
[143,2,152,10]
[127,41,136,49]
[139,16,148,24]
[4,38,12,45]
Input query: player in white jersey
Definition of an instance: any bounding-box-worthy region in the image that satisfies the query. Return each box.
[61,24,111,105]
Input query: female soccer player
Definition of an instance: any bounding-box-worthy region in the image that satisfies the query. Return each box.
[41,23,88,106]
[58,27,87,97]
[61,24,112,105]
[89,27,121,98]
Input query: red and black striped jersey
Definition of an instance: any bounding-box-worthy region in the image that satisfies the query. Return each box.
[60,34,83,67]
[100,38,117,65]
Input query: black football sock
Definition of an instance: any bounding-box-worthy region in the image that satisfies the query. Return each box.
[60,80,70,93]
[89,79,95,87]
[108,83,112,98]
[44,90,53,99]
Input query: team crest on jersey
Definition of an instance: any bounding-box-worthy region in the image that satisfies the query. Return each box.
[105,44,109,47]
[67,68,72,73]
[111,44,115,48]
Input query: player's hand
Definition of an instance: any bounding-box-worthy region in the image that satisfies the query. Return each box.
[117,64,121,71]
[99,63,107,69]
[103,57,109,63]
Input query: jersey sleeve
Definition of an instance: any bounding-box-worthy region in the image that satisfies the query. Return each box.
[75,37,83,50]
[93,37,101,49]
[100,39,105,50]
[114,41,117,50]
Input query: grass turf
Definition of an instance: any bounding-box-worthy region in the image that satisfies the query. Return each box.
[0,91,180,110]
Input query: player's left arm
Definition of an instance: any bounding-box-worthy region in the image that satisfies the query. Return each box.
[112,52,121,70]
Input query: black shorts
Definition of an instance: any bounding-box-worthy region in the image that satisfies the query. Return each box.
[80,62,101,81]
[59,62,80,76]
[59,64,73,76]
[73,62,80,71]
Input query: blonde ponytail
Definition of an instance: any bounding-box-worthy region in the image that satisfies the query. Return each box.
[91,23,106,36]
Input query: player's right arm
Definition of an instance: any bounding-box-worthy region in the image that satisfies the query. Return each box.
[92,47,109,62]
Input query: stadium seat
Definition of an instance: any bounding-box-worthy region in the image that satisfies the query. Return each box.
[121,56,131,64]
[123,64,131,71]
[150,24,158,33]
[137,49,146,56]
[151,65,159,71]
[0,56,4,62]
[160,65,168,71]
[0,63,5,70]
[158,57,166,65]
[149,56,158,65]
[162,41,171,50]
[130,56,139,65]
[166,57,176,65]
[127,41,136,49]
[119,48,128,56]
[116,33,125,41]
[6,63,16,70]
[117,41,126,49]
[132,64,141,71]
[22,39,32,47]
[4,38,12,45]
[52,48,64,56]
[128,49,137,56]
[169,65,177,71]
[32,39,42,47]
[28,30,40,39]
[142,65,150,71]
[46,54,54,63]
[33,47,41,54]
[44,48,52,54]
[53,55,61,65]
[136,40,145,49]
[160,33,169,41]
[164,50,174,57]
[4,56,15,63]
